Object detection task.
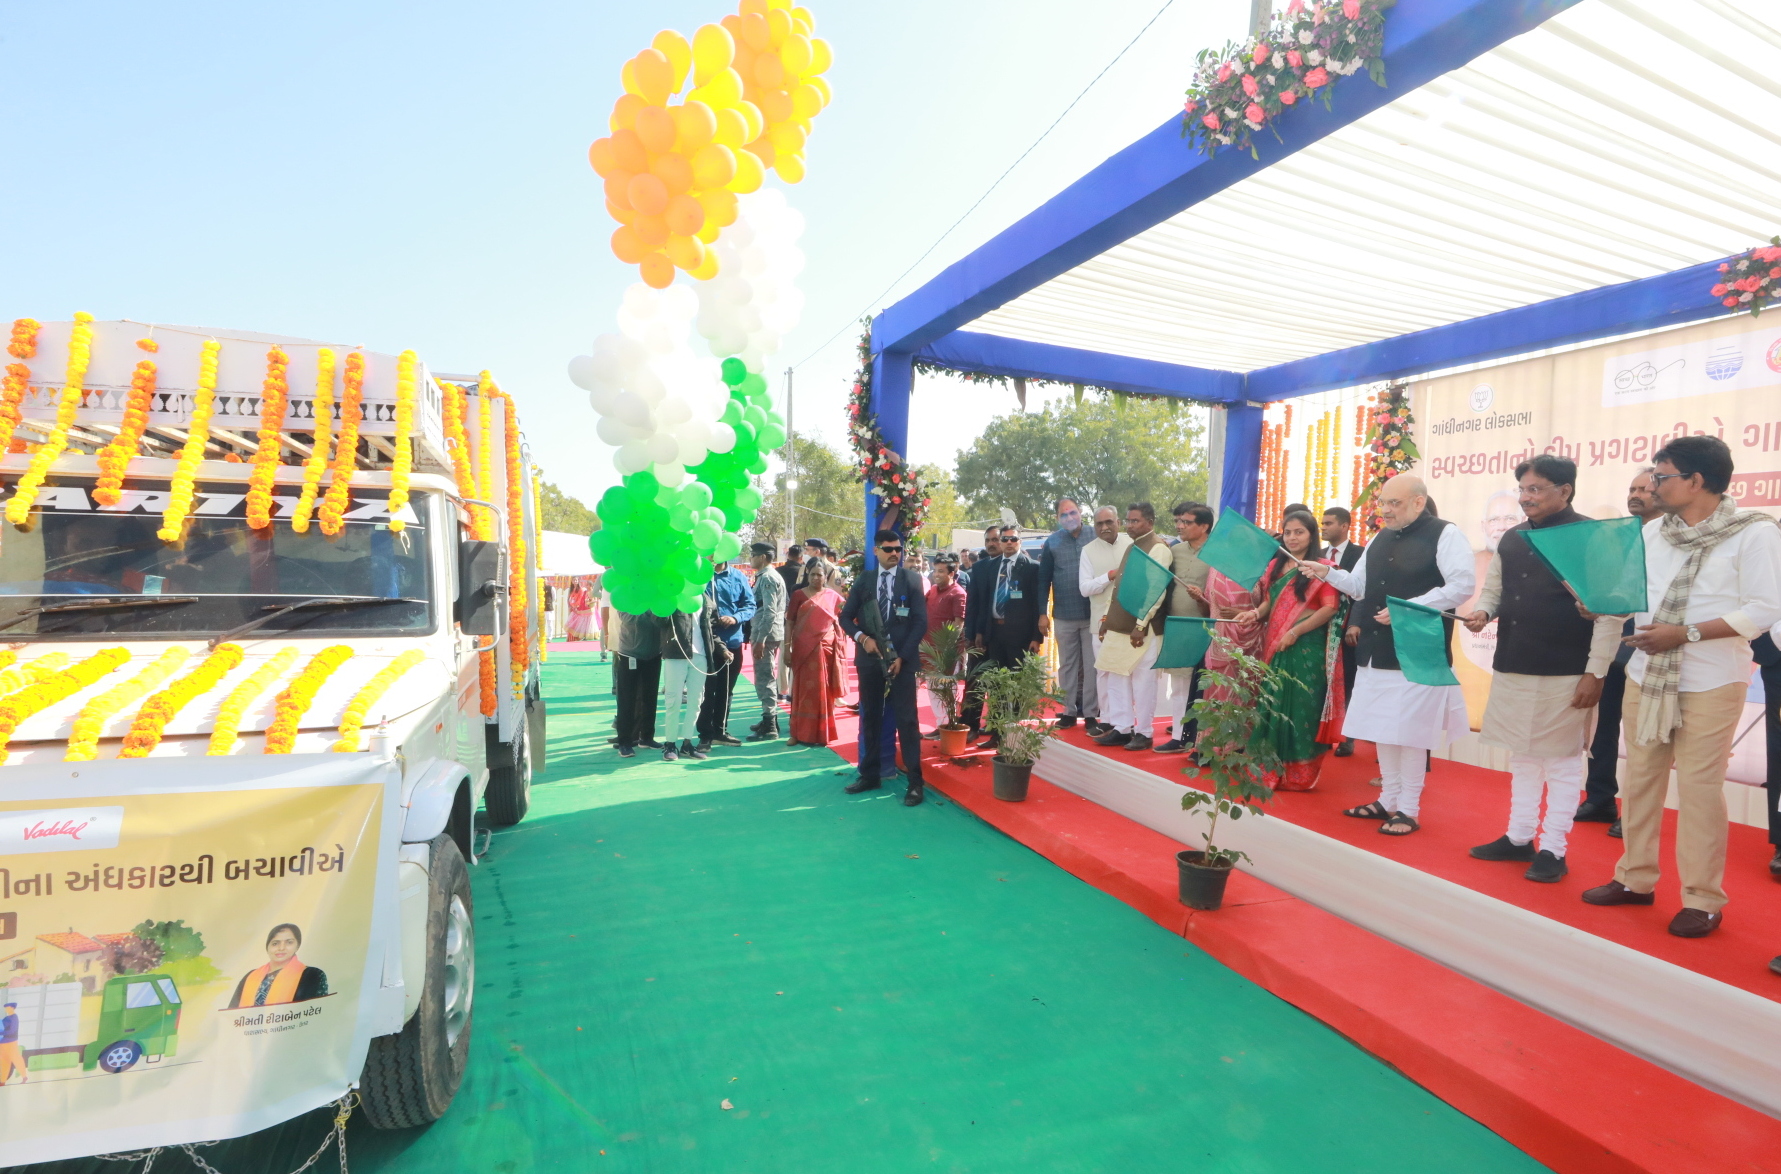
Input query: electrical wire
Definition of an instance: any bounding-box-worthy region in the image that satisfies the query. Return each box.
[791,0,1181,372]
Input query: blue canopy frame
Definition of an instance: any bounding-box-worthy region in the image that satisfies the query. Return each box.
[860,0,1731,550]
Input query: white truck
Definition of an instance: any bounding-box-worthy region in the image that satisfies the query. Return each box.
[0,318,541,1144]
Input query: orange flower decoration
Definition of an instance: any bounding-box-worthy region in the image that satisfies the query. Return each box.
[291,348,336,533]
[318,352,366,536]
[500,389,530,694]
[136,337,160,353]
[159,339,222,541]
[6,318,40,360]
[94,359,157,507]
[0,362,30,457]
[120,642,245,758]
[245,345,291,529]
[8,311,95,525]
[262,645,353,754]
[388,350,417,533]
[0,647,130,755]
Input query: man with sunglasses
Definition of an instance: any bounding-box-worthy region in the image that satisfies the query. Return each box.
[839,529,930,805]
[1037,498,1096,730]
[963,524,1045,745]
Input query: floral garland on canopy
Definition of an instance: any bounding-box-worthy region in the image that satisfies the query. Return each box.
[847,325,930,536]
[1353,380,1415,538]
[1713,236,1781,316]
[1181,0,1395,159]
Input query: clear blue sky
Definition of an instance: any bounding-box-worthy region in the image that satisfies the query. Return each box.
[4,0,1247,506]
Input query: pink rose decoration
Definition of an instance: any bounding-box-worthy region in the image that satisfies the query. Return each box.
[1218,63,1233,83]
[1245,102,1266,123]
[1344,0,1360,18]
[1202,113,1222,130]
[1711,284,1728,297]
[1725,296,1740,307]
[1287,49,1303,67]
[1254,42,1271,65]
[1304,66,1330,88]
[1718,262,1730,272]
[1184,99,1199,113]
[1242,74,1260,97]
[1287,0,1306,14]
[1280,90,1298,105]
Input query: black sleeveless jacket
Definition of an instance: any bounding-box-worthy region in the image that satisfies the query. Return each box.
[1354,511,1453,671]
[1493,508,1596,676]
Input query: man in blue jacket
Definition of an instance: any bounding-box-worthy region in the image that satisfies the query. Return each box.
[695,555,757,751]
[840,529,930,805]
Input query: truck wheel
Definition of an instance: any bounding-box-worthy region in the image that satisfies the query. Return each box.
[483,721,530,827]
[98,1040,143,1073]
[359,834,474,1129]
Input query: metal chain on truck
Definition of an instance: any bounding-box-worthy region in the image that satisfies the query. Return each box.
[92,1094,355,1174]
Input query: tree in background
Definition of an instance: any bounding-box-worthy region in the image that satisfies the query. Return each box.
[540,480,599,535]
[752,435,865,553]
[133,918,223,987]
[955,395,1207,527]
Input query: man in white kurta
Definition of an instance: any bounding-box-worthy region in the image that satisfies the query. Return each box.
[1308,476,1473,834]
[1078,506,1132,740]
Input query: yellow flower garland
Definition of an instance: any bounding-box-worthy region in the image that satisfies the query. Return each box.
[7,318,40,360]
[263,645,353,754]
[0,647,129,755]
[0,652,68,696]
[0,650,18,681]
[475,372,497,504]
[500,390,530,695]
[290,348,336,533]
[332,649,425,752]
[388,350,417,533]
[8,311,96,526]
[532,470,547,666]
[441,380,489,538]
[65,647,191,761]
[158,339,223,542]
[318,352,366,537]
[207,646,298,755]
[245,345,291,530]
[0,361,30,457]
[94,359,158,507]
[120,642,245,758]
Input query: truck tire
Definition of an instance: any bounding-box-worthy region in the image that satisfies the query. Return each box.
[359,834,474,1129]
[98,1040,143,1073]
[483,720,530,827]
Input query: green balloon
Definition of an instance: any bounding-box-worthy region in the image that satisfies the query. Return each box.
[741,404,766,431]
[681,481,713,510]
[748,454,770,475]
[735,485,762,512]
[721,401,744,426]
[713,533,742,562]
[668,504,694,532]
[721,357,748,385]
[691,519,721,552]
[757,424,786,450]
[739,373,768,397]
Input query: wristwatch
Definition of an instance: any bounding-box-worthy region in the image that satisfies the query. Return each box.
[1685,624,1702,643]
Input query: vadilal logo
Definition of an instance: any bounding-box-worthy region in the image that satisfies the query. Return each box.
[1469,384,1494,412]
[1705,342,1743,381]
[0,806,124,855]
[1767,336,1781,374]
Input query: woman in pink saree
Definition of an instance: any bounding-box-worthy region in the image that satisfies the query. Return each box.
[1190,570,1264,703]
[786,559,845,747]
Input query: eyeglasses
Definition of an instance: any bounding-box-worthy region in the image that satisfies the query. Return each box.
[878,545,902,554]
[1649,471,1690,487]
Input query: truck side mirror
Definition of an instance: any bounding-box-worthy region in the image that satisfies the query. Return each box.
[456,540,505,636]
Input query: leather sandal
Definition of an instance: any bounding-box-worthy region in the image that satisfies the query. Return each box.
[1379,812,1420,836]
[1343,801,1391,820]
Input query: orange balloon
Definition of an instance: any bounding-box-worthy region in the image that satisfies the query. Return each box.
[639,253,675,290]
[610,128,649,174]
[588,138,617,177]
[780,33,813,76]
[696,219,721,244]
[635,105,677,154]
[791,82,822,120]
[775,152,805,184]
[728,147,764,193]
[651,151,694,195]
[627,172,670,216]
[739,12,771,52]
[689,250,720,281]
[603,173,634,209]
[739,0,768,16]
[633,49,674,106]
[609,93,646,132]
[611,225,650,264]
[721,13,744,37]
[632,213,671,249]
[671,101,717,153]
[665,234,706,272]
[743,137,776,168]
[690,142,737,189]
[697,187,738,228]
[712,107,749,149]
[732,43,755,81]
[809,37,832,75]
[753,53,786,89]
[606,200,637,226]
[652,29,692,92]
[768,120,805,155]
[766,9,791,47]
[665,193,706,236]
[735,100,765,143]
[756,88,793,124]
[809,76,832,108]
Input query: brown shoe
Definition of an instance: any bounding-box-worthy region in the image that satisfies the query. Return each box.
[1668,908,1723,938]
[1581,879,1655,906]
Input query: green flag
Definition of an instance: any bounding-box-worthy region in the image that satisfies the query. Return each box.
[1199,511,1278,590]
[1519,516,1647,615]
[1386,596,1459,687]
[1156,616,1216,669]
[1115,547,1171,621]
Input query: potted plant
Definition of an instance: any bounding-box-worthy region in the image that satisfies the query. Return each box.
[1176,639,1287,910]
[977,653,1064,802]
[918,621,972,757]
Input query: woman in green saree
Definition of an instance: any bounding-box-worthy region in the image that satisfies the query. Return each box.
[1233,510,1347,791]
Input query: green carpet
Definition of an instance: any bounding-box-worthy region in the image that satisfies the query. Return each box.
[14,653,1547,1174]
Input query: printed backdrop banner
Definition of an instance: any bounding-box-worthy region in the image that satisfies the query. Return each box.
[1414,313,1781,761]
[0,755,399,1166]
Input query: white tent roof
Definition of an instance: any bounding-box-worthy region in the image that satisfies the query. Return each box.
[967,0,1780,373]
[539,530,600,577]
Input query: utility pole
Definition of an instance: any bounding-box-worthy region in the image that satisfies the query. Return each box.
[1249,0,1271,34]
[783,366,795,550]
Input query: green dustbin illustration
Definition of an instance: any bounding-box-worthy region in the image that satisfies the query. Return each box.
[81,974,182,1073]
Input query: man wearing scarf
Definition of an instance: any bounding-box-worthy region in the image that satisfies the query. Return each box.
[228,923,329,1008]
[1581,436,1781,938]
[1092,502,1171,752]
[1462,455,1623,883]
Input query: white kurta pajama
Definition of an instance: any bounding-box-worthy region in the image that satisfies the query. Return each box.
[1092,539,1171,736]
[1078,531,1133,730]
[1325,523,1476,819]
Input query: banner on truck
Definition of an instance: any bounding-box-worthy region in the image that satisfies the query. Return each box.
[0,756,398,1166]
[1414,313,1781,780]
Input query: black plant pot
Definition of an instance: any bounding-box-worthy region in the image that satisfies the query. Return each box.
[1177,850,1233,911]
[991,757,1032,802]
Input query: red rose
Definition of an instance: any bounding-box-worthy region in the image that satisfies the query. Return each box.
[1217,63,1232,83]
[1245,102,1266,124]
[1202,112,1221,130]
[1724,296,1740,307]
[1719,262,1730,272]
[1184,99,1199,114]
[1711,283,1728,297]
[1343,0,1360,19]
[1280,90,1298,105]
[1253,42,1270,65]
[1287,49,1302,67]
[1241,74,1259,97]
[1304,67,1330,88]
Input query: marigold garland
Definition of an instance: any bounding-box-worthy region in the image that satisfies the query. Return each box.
[332,649,426,752]
[500,390,530,695]
[94,360,158,507]
[245,346,291,530]
[120,642,245,758]
[318,352,366,537]
[0,652,69,696]
[136,337,159,353]
[7,319,40,360]
[441,380,489,538]
[387,350,417,533]
[262,645,353,754]
[475,374,497,504]
[7,311,96,526]
[65,647,191,762]
[531,470,547,666]
[0,362,31,457]
[207,646,298,756]
[290,348,336,533]
[0,647,129,755]
[0,650,17,679]
[158,339,223,542]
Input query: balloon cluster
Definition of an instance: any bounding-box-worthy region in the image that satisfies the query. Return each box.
[695,188,805,369]
[588,0,833,290]
[591,471,719,617]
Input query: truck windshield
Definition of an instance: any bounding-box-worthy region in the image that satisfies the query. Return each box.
[0,477,434,640]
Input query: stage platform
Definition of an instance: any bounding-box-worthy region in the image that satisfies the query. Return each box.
[829,690,1781,1174]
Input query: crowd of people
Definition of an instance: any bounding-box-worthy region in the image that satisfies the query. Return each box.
[601,434,1781,963]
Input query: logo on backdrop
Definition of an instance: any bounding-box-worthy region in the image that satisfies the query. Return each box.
[1604,324,1781,406]
[1706,342,1743,381]
[1469,383,1494,412]
[0,806,125,854]
[1767,336,1781,374]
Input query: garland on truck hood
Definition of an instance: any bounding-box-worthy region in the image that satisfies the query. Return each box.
[122,643,246,758]
[388,349,418,533]
[246,345,292,529]
[65,647,192,762]
[95,359,157,507]
[0,647,129,755]
[318,351,367,537]
[209,646,299,756]
[263,645,353,755]
[333,649,426,753]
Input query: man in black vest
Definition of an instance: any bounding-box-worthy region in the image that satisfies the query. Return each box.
[1461,455,1623,882]
[1321,506,1366,757]
[839,529,930,805]
[1306,475,1475,836]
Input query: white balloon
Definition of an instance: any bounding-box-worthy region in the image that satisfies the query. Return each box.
[645,432,680,465]
[587,386,623,416]
[656,395,692,427]
[622,282,660,319]
[614,439,651,475]
[630,367,666,404]
[567,354,601,391]
[707,422,737,454]
[595,416,632,446]
[652,462,686,487]
[610,390,652,428]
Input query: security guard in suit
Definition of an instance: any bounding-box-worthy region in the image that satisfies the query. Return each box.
[840,529,930,805]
